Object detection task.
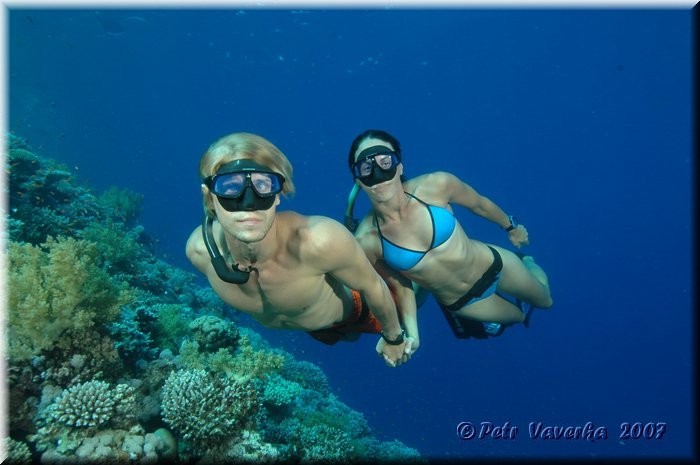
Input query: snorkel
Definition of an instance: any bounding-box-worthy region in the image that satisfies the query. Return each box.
[344,184,361,233]
[201,159,285,284]
[202,214,254,284]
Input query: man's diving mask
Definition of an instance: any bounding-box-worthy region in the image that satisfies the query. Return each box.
[351,145,401,187]
[204,159,285,212]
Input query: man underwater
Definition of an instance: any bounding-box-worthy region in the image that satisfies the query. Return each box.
[186,132,412,367]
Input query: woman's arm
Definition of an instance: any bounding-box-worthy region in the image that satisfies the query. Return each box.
[430,171,529,247]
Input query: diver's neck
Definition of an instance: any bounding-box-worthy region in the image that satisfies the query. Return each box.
[221,217,279,269]
[374,188,411,224]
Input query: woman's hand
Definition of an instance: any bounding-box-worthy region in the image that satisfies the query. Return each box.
[406,336,420,356]
[376,336,414,367]
[508,224,529,248]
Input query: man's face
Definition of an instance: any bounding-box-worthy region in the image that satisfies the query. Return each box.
[212,192,280,244]
[203,158,285,244]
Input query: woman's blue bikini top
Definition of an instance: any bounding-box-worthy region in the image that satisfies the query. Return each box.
[375,193,456,271]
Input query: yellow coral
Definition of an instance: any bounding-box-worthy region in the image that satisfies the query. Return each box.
[8,237,133,362]
[177,334,284,383]
[228,335,285,383]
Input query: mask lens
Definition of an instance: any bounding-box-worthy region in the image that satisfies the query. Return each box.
[250,172,282,196]
[375,154,396,170]
[210,172,283,198]
[352,154,398,179]
[212,173,246,197]
[355,159,374,178]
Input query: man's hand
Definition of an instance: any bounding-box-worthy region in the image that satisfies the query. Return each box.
[376,336,414,367]
[508,224,529,248]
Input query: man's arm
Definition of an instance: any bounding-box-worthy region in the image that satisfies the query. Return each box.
[302,216,409,365]
[373,259,420,356]
[354,224,420,356]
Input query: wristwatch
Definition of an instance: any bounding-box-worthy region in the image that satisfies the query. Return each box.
[381,329,406,345]
[504,215,519,232]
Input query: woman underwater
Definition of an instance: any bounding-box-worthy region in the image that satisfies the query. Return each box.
[347,129,554,357]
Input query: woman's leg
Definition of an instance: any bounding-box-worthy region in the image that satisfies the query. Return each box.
[455,292,526,325]
[490,244,554,309]
[451,244,553,324]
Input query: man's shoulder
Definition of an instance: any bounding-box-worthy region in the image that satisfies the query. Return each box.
[185,225,208,268]
[280,212,352,261]
[278,211,343,234]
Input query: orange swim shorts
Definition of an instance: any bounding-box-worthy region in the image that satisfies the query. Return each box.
[307,289,382,345]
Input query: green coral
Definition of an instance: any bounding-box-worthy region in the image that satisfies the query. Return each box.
[153,303,193,352]
[8,236,133,362]
[97,186,143,226]
[78,220,146,277]
[177,334,285,383]
[5,437,32,465]
[262,374,304,408]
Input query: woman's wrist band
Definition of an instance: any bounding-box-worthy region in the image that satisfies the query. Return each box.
[504,215,518,232]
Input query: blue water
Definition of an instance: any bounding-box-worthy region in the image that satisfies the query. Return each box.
[8,8,693,460]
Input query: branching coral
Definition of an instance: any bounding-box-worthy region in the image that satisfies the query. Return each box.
[161,369,259,452]
[5,437,33,464]
[40,380,137,433]
[8,236,133,362]
[31,380,140,458]
[281,356,331,395]
[261,374,304,408]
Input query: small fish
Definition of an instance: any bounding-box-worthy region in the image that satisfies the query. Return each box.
[25,16,33,25]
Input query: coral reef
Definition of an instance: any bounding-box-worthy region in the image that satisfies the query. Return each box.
[28,380,173,463]
[5,136,424,464]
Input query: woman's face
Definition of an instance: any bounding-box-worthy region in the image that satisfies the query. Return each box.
[354,138,395,161]
[353,138,403,192]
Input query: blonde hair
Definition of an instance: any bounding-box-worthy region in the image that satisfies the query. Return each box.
[199,133,295,216]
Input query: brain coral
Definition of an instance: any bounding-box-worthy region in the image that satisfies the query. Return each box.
[161,369,259,450]
[189,315,239,353]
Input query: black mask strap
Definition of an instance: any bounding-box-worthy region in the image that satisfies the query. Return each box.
[202,214,252,284]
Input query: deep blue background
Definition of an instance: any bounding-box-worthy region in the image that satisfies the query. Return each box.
[8,8,693,459]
